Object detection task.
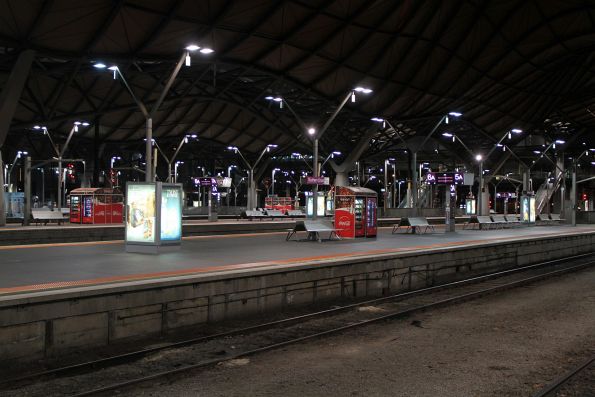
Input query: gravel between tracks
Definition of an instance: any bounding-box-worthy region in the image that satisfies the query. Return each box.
[121,267,595,397]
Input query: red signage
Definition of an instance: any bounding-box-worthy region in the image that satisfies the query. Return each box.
[335,195,355,238]
[303,176,330,185]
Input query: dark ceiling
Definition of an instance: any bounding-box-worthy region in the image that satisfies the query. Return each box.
[0,0,594,168]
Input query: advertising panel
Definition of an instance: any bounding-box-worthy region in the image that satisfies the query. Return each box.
[160,185,182,242]
[521,195,536,223]
[306,195,326,217]
[335,195,355,238]
[302,176,330,185]
[126,184,156,243]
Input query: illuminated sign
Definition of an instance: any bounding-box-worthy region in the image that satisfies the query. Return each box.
[426,172,465,185]
[126,184,156,243]
[160,186,182,242]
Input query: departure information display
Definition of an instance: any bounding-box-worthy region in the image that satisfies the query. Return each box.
[426,172,465,185]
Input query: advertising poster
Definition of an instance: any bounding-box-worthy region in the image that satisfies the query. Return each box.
[335,196,355,238]
[160,186,182,242]
[529,197,536,223]
[126,184,156,243]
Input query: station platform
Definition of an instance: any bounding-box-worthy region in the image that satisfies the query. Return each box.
[1,224,593,296]
[1,224,593,363]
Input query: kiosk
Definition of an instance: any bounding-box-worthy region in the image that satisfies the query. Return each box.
[69,188,123,224]
[125,182,183,253]
[334,186,377,238]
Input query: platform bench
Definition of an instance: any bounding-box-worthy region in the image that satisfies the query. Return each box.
[286,220,340,242]
[392,217,435,234]
[30,209,66,226]
[464,215,498,230]
[287,210,306,219]
[549,213,564,224]
[490,215,514,228]
[241,210,267,221]
[265,210,287,220]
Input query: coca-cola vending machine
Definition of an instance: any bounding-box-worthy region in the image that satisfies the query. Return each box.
[334,187,377,238]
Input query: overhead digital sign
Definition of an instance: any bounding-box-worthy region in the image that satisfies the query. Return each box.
[426,172,465,185]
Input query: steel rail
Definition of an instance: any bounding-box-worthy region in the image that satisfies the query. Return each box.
[1,252,593,393]
[532,355,595,397]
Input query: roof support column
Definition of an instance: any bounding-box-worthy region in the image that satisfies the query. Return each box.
[330,125,378,187]
[0,49,35,226]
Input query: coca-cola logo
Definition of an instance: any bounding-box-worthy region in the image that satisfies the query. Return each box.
[337,216,351,228]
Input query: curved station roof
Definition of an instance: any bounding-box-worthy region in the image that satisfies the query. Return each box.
[0,0,594,170]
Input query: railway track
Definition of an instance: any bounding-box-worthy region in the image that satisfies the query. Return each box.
[1,253,593,397]
[533,354,595,397]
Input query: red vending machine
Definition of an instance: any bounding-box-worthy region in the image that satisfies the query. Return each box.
[334,187,377,238]
[69,188,124,224]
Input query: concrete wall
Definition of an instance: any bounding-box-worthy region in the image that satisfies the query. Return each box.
[0,231,593,363]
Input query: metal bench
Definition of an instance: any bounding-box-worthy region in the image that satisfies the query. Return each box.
[504,215,522,227]
[286,220,340,242]
[241,210,267,221]
[392,217,435,234]
[30,209,66,226]
[265,209,287,220]
[287,209,306,219]
[464,215,497,230]
[549,213,564,224]
[490,215,510,228]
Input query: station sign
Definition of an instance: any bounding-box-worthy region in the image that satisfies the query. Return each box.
[302,176,330,185]
[426,172,465,185]
[194,177,232,188]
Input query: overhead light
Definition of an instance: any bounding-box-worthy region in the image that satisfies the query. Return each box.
[351,92,356,102]
[370,117,384,122]
[93,63,107,69]
[308,128,316,135]
[511,128,522,133]
[272,97,282,102]
[475,154,482,161]
[82,122,90,126]
[555,139,565,144]
[265,96,274,100]
[353,87,373,94]
[185,45,200,51]
[107,66,118,71]
[533,150,541,154]
[267,144,278,148]
[33,125,41,130]
[496,143,503,147]
[199,48,214,54]
[448,112,462,117]
[185,54,191,66]
[333,151,341,155]
[442,132,453,137]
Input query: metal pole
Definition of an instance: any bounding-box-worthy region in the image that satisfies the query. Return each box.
[478,161,483,215]
[392,163,397,208]
[312,138,319,219]
[571,168,576,226]
[57,157,62,209]
[0,151,5,226]
[411,152,417,213]
[146,118,153,181]
[271,169,275,196]
[249,168,254,209]
[24,156,31,226]
[384,159,388,212]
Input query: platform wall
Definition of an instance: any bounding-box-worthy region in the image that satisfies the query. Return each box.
[0,231,593,363]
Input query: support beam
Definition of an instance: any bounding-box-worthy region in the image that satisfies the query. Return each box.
[0,50,36,147]
[329,125,378,185]
[24,156,31,226]
[0,151,5,226]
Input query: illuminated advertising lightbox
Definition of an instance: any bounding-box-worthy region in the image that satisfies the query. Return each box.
[306,196,326,217]
[160,185,182,242]
[521,195,536,223]
[126,183,156,243]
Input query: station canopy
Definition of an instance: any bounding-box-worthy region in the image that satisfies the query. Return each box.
[0,0,594,167]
